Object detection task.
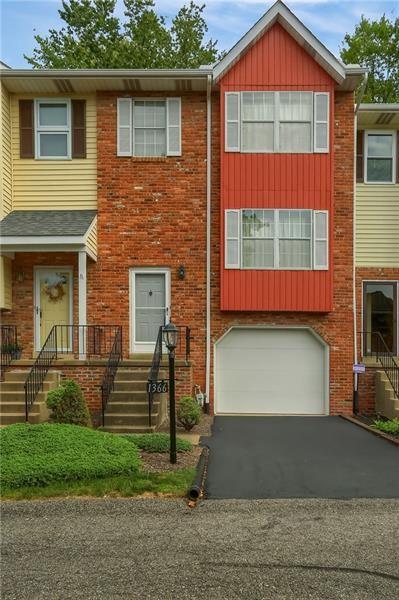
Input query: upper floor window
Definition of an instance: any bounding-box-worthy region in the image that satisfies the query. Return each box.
[225,91,329,154]
[225,209,328,271]
[35,99,71,159]
[117,97,181,157]
[364,131,396,184]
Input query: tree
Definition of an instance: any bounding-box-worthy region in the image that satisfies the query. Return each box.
[340,15,399,103]
[25,0,221,69]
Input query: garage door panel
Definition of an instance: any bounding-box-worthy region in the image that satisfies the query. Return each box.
[215,328,327,415]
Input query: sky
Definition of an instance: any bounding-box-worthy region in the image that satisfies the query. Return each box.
[1,0,398,68]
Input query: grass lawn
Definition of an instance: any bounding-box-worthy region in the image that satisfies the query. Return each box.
[1,423,195,500]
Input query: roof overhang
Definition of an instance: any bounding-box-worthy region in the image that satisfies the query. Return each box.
[0,68,212,94]
[0,235,97,261]
[212,1,366,91]
[357,103,399,128]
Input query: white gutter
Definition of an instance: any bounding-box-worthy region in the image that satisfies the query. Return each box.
[0,68,212,79]
[205,74,212,407]
[352,71,368,409]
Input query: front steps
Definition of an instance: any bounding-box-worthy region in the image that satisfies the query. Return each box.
[0,370,60,425]
[102,367,167,434]
[375,371,399,420]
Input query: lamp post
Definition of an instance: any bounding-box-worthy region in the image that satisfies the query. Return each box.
[163,321,179,464]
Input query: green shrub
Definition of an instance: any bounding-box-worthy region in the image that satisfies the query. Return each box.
[123,433,192,453]
[177,396,201,431]
[0,423,141,489]
[47,379,91,426]
[373,418,399,436]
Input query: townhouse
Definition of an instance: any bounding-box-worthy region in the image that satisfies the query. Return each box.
[1,1,398,427]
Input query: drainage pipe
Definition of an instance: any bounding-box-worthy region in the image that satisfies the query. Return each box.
[205,74,212,412]
[188,445,209,502]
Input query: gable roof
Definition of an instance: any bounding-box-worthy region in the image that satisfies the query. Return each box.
[213,0,361,87]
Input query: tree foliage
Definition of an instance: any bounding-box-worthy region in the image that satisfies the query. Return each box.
[25,0,222,69]
[340,15,399,103]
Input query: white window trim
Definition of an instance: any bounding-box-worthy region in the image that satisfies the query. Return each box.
[313,210,329,270]
[34,98,71,160]
[225,209,240,269]
[227,91,323,154]
[364,129,396,185]
[117,97,181,157]
[314,92,329,153]
[226,208,329,271]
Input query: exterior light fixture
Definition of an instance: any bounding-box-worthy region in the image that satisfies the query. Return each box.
[162,321,179,464]
[178,265,185,280]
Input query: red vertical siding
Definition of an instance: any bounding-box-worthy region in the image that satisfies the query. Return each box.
[220,23,335,312]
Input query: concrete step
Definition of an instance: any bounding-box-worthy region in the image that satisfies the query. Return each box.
[115,369,166,382]
[104,413,159,426]
[106,401,159,414]
[0,390,48,404]
[4,370,60,383]
[0,412,41,425]
[0,400,26,413]
[109,390,148,402]
[113,380,147,392]
[101,424,157,434]
[0,381,55,392]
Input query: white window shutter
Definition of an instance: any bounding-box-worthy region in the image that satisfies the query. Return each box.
[225,92,240,152]
[313,210,328,270]
[117,98,132,156]
[166,98,181,156]
[314,93,329,153]
[225,210,240,269]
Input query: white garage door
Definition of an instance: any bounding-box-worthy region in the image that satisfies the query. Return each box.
[215,328,327,415]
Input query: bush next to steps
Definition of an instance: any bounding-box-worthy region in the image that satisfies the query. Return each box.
[47,379,91,427]
[177,396,201,431]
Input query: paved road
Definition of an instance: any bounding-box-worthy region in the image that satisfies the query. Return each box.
[204,416,399,499]
[2,498,399,599]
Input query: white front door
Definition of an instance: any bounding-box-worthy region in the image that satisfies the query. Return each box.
[34,267,73,352]
[131,269,170,353]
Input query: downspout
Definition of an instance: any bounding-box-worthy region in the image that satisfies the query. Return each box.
[352,71,368,414]
[205,74,212,411]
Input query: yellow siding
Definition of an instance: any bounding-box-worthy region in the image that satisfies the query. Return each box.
[0,256,12,310]
[0,82,13,218]
[356,183,399,267]
[86,219,97,259]
[11,94,97,210]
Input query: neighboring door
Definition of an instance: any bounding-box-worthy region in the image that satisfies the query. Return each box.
[131,270,170,353]
[215,328,327,415]
[34,268,73,351]
[363,282,397,355]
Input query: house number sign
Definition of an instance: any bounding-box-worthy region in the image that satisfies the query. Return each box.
[147,380,169,394]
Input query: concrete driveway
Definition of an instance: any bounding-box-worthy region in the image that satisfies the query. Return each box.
[203,416,399,499]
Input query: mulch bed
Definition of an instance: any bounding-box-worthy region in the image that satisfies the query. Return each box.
[159,413,214,439]
[140,446,202,472]
[341,414,399,446]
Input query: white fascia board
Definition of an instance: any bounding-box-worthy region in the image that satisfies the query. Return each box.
[359,103,399,112]
[0,235,87,245]
[213,1,346,84]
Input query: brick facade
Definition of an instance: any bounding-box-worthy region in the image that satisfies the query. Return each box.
[209,91,356,415]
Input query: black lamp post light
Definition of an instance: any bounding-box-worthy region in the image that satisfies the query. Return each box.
[163,321,179,464]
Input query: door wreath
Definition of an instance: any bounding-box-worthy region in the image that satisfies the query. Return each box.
[44,274,67,303]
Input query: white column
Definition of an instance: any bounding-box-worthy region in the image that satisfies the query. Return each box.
[78,251,87,359]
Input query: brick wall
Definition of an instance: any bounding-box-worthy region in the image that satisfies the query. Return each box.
[209,91,356,415]
[90,91,207,396]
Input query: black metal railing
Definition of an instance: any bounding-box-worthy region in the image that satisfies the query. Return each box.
[147,325,191,427]
[0,325,19,380]
[24,326,58,420]
[101,327,122,426]
[24,324,122,420]
[362,331,398,398]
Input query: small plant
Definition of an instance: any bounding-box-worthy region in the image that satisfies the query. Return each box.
[1,342,23,359]
[373,418,399,437]
[177,396,201,431]
[47,380,91,427]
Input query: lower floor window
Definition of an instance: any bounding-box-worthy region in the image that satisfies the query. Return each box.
[225,208,328,270]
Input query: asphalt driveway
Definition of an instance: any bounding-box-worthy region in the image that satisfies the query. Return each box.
[203,416,399,499]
